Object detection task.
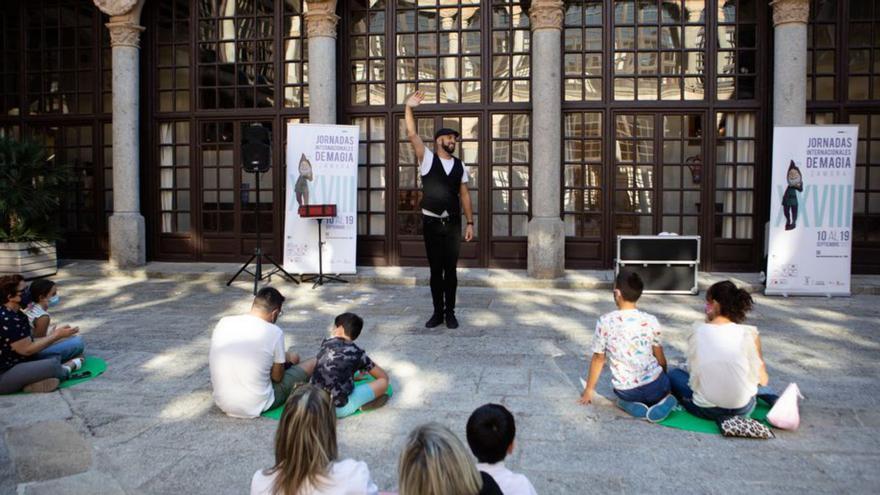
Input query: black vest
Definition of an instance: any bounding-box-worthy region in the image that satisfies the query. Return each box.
[420,152,464,216]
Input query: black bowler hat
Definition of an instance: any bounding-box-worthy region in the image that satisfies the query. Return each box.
[434,128,460,141]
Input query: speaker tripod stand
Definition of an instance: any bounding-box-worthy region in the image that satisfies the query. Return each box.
[227,169,299,294]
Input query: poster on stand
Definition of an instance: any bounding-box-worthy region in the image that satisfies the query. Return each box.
[766,125,858,296]
[283,124,359,274]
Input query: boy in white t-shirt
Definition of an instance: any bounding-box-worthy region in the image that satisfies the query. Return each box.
[578,272,677,422]
[467,403,538,495]
[209,287,316,419]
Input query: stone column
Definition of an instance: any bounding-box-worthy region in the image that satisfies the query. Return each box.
[95,0,146,267]
[771,0,810,125]
[527,0,565,278]
[440,9,459,100]
[305,0,339,124]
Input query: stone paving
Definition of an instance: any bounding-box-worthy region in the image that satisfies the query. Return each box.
[2,272,879,494]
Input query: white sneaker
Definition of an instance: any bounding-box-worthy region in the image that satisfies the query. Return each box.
[66,358,84,372]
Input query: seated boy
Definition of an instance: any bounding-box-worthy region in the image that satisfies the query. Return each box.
[578,272,677,422]
[310,312,390,418]
[466,403,538,495]
[209,287,315,419]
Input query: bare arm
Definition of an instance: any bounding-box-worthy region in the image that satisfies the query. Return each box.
[31,315,50,338]
[368,363,388,381]
[404,91,426,163]
[754,334,769,386]
[366,363,389,397]
[10,326,78,357]
[652,345,668,372]
[578,353,606,404]
[460,183,474,242]
[271,362,284,383]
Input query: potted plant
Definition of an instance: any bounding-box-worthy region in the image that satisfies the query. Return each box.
[0,136,72,279]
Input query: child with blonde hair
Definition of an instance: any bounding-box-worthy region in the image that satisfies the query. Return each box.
[398,422,501,495]
[251,384,378,495]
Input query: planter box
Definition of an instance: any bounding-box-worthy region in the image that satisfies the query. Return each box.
[0,241,57,279]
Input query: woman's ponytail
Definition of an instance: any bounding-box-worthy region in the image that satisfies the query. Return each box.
[707,280,753,323]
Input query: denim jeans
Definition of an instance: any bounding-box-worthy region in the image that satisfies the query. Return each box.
[35,336,85,364]
[614,371,671,406]
[668,368,756,421]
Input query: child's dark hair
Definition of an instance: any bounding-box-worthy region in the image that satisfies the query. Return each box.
[465,403,515,464]
[614,271,644,303]
[29,279,56,303]
[706,280,753,323]
[334,312,364,340]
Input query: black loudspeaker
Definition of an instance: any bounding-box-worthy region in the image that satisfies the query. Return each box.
[616,235,701,294]
[242,124,271,173]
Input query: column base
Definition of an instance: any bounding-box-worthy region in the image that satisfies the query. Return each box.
[109,213,146,267]
[527,217,565,279]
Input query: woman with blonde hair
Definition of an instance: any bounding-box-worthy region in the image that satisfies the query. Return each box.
[398,423,502,495]
[251,384,378,495]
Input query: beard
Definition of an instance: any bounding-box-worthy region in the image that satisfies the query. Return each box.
[441,142,456,154]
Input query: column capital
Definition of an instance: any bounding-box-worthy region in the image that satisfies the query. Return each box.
[106,21,145,49]
[528,0,564,32]
[95,0,145,48]
[771,0,810,27]
[305,0,340,39]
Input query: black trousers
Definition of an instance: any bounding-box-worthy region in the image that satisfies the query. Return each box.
[423,215,462,315]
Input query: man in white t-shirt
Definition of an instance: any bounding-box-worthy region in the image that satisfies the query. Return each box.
[209,287,316,418]
[404,90,475,330]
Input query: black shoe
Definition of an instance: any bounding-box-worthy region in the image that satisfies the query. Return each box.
[425,313,444,328]
[445,313,459,329]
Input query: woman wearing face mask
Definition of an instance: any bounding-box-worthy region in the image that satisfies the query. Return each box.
[24,279,85,362]
[668,281,776,420]
[0,275,82,394]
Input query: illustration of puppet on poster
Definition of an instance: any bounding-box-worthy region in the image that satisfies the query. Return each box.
[283,124,359,275]
[766,125,858,296]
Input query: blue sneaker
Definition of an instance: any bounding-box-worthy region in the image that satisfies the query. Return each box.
[616,399,649,419]
[647,394,678,423]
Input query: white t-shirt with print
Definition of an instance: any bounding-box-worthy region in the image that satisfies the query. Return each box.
[420,148,469,218]
[250,459,379,495]
[591,309,663,390]
[209,314,286,418]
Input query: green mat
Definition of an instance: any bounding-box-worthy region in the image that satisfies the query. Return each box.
[658,399,771,434]
[60,356,107,388]
[262,376,393,420]
[15,356,107,394]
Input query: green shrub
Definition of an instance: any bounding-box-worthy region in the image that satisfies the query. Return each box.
[0,136,72,242]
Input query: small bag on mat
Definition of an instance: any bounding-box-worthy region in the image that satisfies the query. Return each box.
[766,382,804,431]
[716,415,774,439]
